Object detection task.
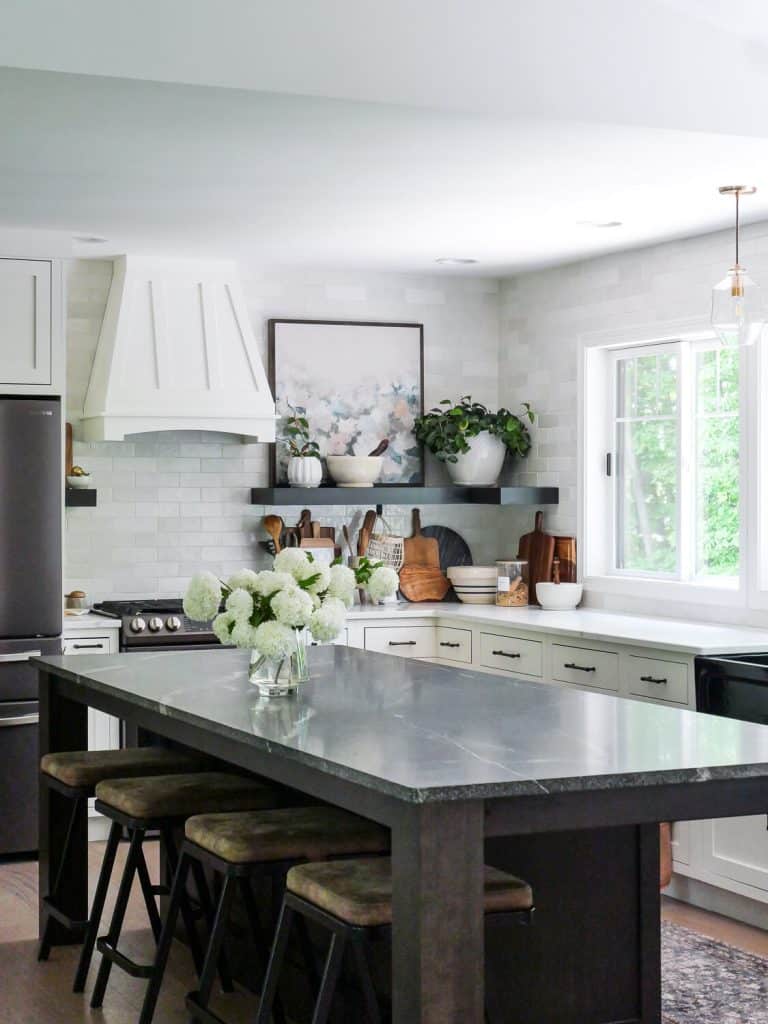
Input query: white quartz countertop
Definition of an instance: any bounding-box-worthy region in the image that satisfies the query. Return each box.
[347,602,768,655]
[63,612,121,632]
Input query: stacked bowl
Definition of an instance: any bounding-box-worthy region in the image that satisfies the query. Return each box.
[447,565,498,604]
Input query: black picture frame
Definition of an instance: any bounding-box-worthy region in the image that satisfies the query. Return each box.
[268,318,425,486]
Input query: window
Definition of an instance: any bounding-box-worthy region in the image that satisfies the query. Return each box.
[609,339,740,583]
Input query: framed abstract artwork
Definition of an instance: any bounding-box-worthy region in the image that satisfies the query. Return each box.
[268,319,424,485]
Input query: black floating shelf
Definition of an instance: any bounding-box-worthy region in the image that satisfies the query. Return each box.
[250,485,558,507]
[65,487,97,508]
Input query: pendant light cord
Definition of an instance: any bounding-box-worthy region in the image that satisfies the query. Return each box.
[735,190,740,267]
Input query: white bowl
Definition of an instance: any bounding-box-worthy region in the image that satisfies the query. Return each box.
[536,582,583,610]
[447,566,497,582]
[326,455,383,487]
[451,589,496,605]
[66,474,91,489]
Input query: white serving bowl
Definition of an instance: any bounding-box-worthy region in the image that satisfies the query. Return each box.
[447,566,497,582]
[451,588,497,605]
[326,455,383,487]
[536,582,583,610]
[66,474,91,489]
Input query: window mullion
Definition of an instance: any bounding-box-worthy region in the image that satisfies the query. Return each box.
[678,342,694,582]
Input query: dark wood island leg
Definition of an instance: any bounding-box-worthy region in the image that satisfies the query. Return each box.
[38,670,89,946]
[391,801,485,1023]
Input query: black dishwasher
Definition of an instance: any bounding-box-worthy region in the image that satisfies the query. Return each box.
[696,653,768,726]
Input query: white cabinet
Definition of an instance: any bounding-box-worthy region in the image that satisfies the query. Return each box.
[551,643,619,692]
[625,654,688,705]
[0,259,53,387]
[364,625,437,660]
[687,815,768,897]
[435,626,472,664]
[479,632,543,678]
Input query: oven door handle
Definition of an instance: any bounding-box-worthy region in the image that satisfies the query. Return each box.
[0,650,42,663]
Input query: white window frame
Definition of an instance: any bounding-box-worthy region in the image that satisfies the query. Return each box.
[579,317,751,610]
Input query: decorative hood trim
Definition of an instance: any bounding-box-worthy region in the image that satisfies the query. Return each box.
[80,255,275,442]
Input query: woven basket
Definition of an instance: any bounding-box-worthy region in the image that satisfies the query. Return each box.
[366,516,405,570]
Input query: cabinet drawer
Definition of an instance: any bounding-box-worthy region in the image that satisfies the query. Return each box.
[551,644,618,691]
[63,636,112,655]
[626,655,688,704]
[479,632,543,677]
[436,626,471,663]
[364,626,436,659]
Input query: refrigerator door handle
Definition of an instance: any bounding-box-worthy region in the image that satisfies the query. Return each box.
[0,711,39,727]
[0,651,42,663]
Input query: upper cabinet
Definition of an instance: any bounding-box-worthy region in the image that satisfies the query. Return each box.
[0,258,63,394]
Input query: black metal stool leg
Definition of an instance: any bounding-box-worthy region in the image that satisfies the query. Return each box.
[38,794,85,961]
[90,827,143,1008]
[312,931,347,1024]
[255,902,295,1024]
[138,850,192,1024]
[72,819,122,992]
[351,934,381,1024]
[189,872,236,1013]
[136,843,163,942]
[238,875,287,1024]
[191,858,234,993]
[163,827,206,976]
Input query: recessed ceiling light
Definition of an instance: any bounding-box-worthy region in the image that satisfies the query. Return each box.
[72,234,109,244]
[435,257,478,265]
[576,220,623,229]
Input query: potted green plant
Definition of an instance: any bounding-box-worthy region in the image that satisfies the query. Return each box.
[414,396,535,485]
[281,407,323,487]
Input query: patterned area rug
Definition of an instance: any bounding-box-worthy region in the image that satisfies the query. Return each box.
[662,921,768,1024]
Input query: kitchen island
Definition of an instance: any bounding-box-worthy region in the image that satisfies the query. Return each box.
[36,646,768,1023]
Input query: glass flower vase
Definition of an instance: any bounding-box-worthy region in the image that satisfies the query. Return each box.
[248,629,309,697]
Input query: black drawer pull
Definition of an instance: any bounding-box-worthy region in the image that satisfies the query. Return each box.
[440,642,461,648]
[492,650,521,659]
[564,662,596,673]
[640,675,667,685]
[71,643,106,650]
[389,641,417,647]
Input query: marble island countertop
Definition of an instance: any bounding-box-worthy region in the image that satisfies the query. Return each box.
[36,645,768,802]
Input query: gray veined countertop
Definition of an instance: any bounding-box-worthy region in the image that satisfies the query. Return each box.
[35,645,768,803]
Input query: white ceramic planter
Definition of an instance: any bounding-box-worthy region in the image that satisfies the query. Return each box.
[445,431,506,486]
[287,456,322,487]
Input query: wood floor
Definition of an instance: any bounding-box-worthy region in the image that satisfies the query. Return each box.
[0,842,766,1023]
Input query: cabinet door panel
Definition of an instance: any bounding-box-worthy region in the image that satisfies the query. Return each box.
[551,644,618,691]
[0,260,51,385]
[697,815,768,893]
[479,633,543,677]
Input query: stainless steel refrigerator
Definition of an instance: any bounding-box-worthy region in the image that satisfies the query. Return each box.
[0,397,62,854]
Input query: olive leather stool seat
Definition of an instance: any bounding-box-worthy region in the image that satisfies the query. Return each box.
[139,805,390,1024]
[256,857,535,1024]
[38,745,206,963]
[80,771,284,1010]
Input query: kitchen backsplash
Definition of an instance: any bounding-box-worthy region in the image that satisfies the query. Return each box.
[65,260,505,600]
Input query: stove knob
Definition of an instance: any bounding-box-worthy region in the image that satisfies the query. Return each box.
[166,615,182,632]
[148,616,164,633]
[130,616,146,633]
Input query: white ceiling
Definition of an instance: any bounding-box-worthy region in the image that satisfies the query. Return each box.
[2,1,768,274]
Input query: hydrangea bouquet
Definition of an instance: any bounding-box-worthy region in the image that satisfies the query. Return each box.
[184,549,399,696]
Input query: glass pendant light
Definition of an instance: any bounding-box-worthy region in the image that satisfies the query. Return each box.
[711,185,765,347]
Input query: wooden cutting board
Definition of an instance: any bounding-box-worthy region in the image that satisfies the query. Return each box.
[516,510,556,607]
[402,509,440,568]
[398,565,451,602]
[553,536,577,583]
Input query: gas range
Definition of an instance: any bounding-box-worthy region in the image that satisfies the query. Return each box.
[91,599,222,651]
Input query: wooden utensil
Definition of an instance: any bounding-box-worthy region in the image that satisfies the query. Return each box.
[297,509,312,539]
[342,525,355,560]
[516,510,556,607]
[358,509,377,557]
[553,536,577,583]
[368,439,389,457]
[263,515,284,554]
[402,509,440,568]
[398,564,451,602]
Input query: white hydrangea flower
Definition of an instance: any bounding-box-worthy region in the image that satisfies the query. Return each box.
[271,587,314,628]
[252,620,297,659]
[273,548,312,579]
[225,587,254,621]
[327,563,356,601]
[212,611,236,645]
[231,618,259,649]
[309,596,347,642]
[253,570,297,597]
[366,565,399,602]
[226,568,259,592]
[184,572,222,622]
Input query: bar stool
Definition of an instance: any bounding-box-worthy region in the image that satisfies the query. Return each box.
[80,771,285,1007]
[256,857,535,1024]
[38,746,207,962]
[140,805,391,1024]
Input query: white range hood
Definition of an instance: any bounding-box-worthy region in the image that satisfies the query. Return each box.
[80,255,275,442]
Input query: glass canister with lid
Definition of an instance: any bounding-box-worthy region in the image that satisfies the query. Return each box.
[495,560,529,606]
